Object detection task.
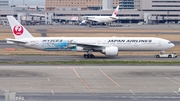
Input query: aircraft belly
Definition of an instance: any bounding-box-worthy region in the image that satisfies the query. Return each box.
[20,44,43,50]
[100,19,106,22]
[102,19,110,23]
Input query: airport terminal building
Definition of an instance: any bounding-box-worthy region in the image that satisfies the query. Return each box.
[0,0,180,25]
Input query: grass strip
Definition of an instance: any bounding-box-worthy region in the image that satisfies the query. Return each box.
[0,60,179,65]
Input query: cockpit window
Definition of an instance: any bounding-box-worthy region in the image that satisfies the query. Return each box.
[168,42,172,44]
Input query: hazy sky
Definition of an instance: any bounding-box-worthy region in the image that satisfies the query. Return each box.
[9,0,45,6]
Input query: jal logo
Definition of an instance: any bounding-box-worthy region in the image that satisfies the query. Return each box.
[114,10,118,15]
[13,25,24,36]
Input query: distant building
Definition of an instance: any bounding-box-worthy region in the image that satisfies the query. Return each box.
[102,0,114,10]
[119,0,140,10]
[119,0,180,11]
[140,0,180,11]
[119,0,135,9]
[0,0,9,7]
[1,0,180,25]
[45,0,118,10]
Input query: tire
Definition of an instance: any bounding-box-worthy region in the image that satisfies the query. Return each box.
[92,55,95,58]
[91,54,95,58]
[84,54,88,59]
[84,54,95,59]
[156,55,160,58]
[87,54,91,58]
[168,55,172,58]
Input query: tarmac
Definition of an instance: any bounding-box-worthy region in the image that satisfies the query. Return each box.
[0,65,180,101]
[0,24,180,101]
[1,24,180,30]
[0,55,179,62]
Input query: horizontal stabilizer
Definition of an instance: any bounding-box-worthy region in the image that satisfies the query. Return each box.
[6,38,27,44]
[110,16,118,20]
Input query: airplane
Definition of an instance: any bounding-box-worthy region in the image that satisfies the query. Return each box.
[6,16,175,58]
[81,5,120,26]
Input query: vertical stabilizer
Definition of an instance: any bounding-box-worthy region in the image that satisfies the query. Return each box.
[7,16,34,39]
[112,5,119,17]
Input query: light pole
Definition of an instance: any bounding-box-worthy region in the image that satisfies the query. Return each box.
[100,0,102,10]
[100,0,102,16]
[23,0,24,5]
[54,0,57,10]
[12,0,13,6]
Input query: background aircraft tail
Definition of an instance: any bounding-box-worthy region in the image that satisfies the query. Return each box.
[112,5,119,17]
[7,16,34,39]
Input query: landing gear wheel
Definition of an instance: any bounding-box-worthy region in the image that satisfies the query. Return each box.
[84,54,88,59]
[87,54,90,58]
[168,55,172,58]
[90,54,95,58]
[155,55,160,58]
[83,54,95,59]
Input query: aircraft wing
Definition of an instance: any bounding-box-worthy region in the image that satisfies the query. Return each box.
[87,18,101,22]
[6,38,27,44]
[119,17,134,20]
[75,43,104,50]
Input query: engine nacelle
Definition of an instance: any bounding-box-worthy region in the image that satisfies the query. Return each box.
[102,46,118,56]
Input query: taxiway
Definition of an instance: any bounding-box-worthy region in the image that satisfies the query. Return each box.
[0,55,179,62]
[0,65,180,101]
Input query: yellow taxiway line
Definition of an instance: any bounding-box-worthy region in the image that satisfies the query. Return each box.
[73,68,93,92]
[99,68,120,86]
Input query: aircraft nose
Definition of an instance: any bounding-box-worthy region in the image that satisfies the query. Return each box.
[172,43,175,48]
[167,41,175,48]
[169,43,175,48]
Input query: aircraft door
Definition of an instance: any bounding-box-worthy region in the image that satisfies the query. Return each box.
[158,40,161,47]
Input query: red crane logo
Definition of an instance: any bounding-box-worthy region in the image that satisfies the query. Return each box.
[13,25,24,36]
[114,10,118,15]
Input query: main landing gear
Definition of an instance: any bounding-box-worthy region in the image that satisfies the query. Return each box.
[83,50,95,59]
[84,54,95,59]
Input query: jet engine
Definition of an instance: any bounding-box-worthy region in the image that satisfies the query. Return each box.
[102,46,118,56]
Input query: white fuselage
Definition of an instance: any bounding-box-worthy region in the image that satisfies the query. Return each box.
[14,37,174,52]
[6,16,175,58]
[83,16,118,23]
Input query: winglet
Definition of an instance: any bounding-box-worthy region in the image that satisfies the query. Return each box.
[7,16,34,39]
